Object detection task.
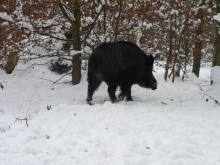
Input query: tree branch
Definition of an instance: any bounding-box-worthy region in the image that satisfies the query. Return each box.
[198,83,220,105]
[36,31,71,42]
[59,3,75,23]
[83,5,104,45]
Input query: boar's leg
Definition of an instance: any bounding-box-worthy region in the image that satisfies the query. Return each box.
[119,84,133,101]
[87,77,102,104]
[107,84,118,103]
[125,86,133,101]
[118,84,133,101]
[118,90,125,101]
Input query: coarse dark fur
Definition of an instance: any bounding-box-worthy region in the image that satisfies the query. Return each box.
[87,41,157,104]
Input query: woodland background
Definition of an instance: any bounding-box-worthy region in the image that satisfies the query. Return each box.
[0,0,220,85]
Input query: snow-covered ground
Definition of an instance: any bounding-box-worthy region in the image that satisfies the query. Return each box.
[0,63,220,165]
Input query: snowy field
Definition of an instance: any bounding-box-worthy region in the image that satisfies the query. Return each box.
[0,63,220,165]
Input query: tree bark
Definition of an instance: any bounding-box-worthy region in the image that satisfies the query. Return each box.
[213,0,220,66]
[59,1,82,85]
[71,0,82,85]
[192,3,205,77]
[114,0,123,41]
[103,0,107,41]
[182,2,190,80]
[193,41,202,77]
[164,15,173,81]
[5,52,19,74]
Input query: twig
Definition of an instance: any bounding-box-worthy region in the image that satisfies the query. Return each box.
[4,116,30,131]
[38,72,71,84]
[36,31,71,42]
[161,101,168,105]
[53,72,71,84]
[203,93,220,105]
[16,117,29,127]
[198,83,220,105]
[59,3,75,23]
[83,5,104,45]
[38,77,54,83]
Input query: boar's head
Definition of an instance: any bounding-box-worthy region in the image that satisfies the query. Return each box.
[138,55,157,90]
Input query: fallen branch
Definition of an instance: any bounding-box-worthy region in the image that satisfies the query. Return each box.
[198,83,220,105]
[204,93,220,105]
[2,116,30,132]
[38,72,71,84]
[38,77,54,83]
[53,72,71,84]
[15,117,29,127]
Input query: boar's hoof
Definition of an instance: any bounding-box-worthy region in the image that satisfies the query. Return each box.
[86,98,93,105]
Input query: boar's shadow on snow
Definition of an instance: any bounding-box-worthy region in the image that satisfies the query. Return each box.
[86,41,157,105]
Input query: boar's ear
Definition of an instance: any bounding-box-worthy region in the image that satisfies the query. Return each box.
[145,55,154,66]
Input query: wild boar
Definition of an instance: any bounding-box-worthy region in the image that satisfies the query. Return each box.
[86,41,157,104]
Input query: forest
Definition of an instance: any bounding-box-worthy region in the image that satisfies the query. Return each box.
[0,1,220,165]
[0,0,220,83]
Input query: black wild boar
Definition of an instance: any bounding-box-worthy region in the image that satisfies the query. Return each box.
[86,41,157,104]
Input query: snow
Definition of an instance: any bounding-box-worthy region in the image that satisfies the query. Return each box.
[1,21,9,27]
[16,21,33,31]
[96,5,102,13]
[44,19,59,27]
[0,12,13,22]
[211,66,220,84]
[143,22,153,29]
[101,0,106,5]
[214,13,220,23]
[70,50,83,56]
[0,64,220,165]
[208,66,220,102]
[85,17,94,24]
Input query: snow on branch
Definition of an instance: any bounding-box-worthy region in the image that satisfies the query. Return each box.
[214,13,220,23]
[83,5,104,45]
[37,31,71,42]
[70,50,83,56]
[59,3,75,23]
[0,12,13,22]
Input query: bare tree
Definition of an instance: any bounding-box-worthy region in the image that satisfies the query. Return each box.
[60,1,82,85]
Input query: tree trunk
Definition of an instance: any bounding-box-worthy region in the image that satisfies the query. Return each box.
[213,0,220,66]
[192,3,205,77]
[164,15,173,81]
[114,0,123,41]
[71,0,81,85]
[172,14,178,83]
[182,2,190,80]
[5,52,19,74]
[103,0,107,41]
[193,41,202,77]
[59,1,82,85]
